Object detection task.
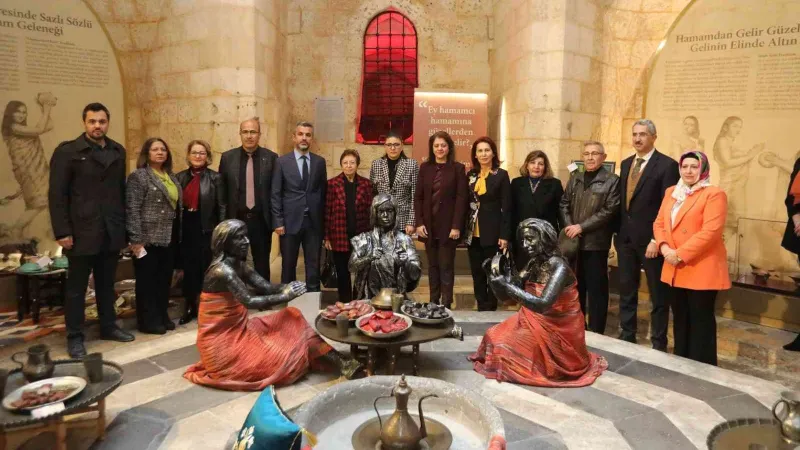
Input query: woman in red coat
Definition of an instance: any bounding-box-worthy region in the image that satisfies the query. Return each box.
[414,131,468,308]
[323,149,373,301]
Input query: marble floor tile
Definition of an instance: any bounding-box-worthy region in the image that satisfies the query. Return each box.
[614,410,694,450]
[119,359,164,386]
[159,410,239,450]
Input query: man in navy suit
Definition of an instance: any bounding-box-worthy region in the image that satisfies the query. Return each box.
[616,119,679,350]
[272,122,327,291]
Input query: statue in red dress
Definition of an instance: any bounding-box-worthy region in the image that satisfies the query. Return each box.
[469,218,607,387]
[184,219,363,391]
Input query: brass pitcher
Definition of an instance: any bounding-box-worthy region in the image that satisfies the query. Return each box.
[11,344,55,382]
[373,375,438,450]
[773,390,800,443]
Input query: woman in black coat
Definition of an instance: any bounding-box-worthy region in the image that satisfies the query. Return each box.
[464,137,510,311]
[780,156,800,351]
[175,140,225,324]
[511,150,563,234]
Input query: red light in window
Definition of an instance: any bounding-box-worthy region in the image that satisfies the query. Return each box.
[356,11,418,144]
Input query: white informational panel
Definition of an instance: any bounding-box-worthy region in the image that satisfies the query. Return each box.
[314,97,345,142]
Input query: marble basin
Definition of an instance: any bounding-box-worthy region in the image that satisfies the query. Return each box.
[293,376,504,449]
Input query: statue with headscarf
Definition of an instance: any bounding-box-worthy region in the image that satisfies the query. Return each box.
[349,194,422,300]
[468,218,608,387]
[184,219,363,391]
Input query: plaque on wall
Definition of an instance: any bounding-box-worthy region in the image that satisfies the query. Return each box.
[314,97,345,142]
[0,0,125,254]
[412,91,488,170]
[644,0,800,279]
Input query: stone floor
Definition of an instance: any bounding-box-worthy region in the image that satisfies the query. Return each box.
[0,292,792,450]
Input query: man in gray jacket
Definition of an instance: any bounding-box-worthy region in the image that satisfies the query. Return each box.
[560,141,621,334]
[49,103,135,358]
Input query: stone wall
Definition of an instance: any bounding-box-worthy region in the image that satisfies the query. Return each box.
[285,0,492,176]
[84,0,289,171]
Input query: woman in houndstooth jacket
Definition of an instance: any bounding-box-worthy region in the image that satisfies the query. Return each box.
[369,131,419,234]
[126,138,182,335]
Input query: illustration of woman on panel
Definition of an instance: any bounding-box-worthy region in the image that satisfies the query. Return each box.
[712,116,764,231]
[0,93,57,240]
[671,115,705,156]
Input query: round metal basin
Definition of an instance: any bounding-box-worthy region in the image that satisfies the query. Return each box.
[293,376,504,450]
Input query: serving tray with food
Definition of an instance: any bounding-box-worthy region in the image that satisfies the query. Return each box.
[320,300,374,322]
[356,311,412,339]
[3,376,86,412]
[401,301,452,324]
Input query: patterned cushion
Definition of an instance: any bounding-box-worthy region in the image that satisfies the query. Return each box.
[231,386,315,450]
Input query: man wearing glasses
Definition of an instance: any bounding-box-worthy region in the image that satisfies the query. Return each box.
[218,117,278,280]
[368,131,419,234]
[560,141,620,334]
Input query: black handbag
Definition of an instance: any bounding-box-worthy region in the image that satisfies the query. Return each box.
[321,249,338,289]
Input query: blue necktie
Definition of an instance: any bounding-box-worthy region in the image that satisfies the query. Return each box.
[301,155,309,189]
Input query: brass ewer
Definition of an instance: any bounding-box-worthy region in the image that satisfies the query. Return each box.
[373,375,438,450]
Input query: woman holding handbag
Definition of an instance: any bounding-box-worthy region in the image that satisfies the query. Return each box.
[464,137,511,311]
[323,149,373,301]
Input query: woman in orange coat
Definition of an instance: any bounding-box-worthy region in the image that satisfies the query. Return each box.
[653,150,730,365]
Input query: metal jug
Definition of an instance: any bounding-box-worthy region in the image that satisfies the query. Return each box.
[773,390,800,443]
[373,375,438,450]
[11,344,55,382]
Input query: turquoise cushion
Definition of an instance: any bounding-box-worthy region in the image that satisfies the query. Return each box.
[232,386,310,450]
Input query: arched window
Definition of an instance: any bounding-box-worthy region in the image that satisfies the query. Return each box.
[357,10,418,144]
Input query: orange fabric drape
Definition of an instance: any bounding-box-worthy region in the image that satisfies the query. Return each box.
[791,171,800,205]
[184,292,331,391]
[469,282,607,387]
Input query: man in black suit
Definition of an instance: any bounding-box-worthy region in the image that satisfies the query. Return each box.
[218,118,278,280]
[272,122,327,291]
[617,119,679,350]
[49,103,135,358]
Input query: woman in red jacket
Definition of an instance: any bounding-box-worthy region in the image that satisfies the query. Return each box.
[323,149,373,301]
[414,131,468,308]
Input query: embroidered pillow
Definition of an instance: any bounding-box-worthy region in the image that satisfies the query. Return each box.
[231,386,315,450]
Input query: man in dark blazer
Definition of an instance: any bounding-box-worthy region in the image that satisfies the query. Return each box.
[272,122,327,291]
[617,119,679,350]
[218,118,278,280]
[49,103,135,358]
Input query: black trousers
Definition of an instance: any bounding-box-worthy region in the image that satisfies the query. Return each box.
[181,211,212,311]
[468,240,498,311]
[133,245,175,330]
[577,249,609,334]
[332,249,353,302]
[238,210,271,281]
[426,238,457,307]
[65,251,119,338]
[280,215,322,291]
[672,288,718,365]
[617,241,672,349]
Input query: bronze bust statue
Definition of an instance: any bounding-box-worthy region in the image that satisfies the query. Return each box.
[486,218,577,313]
[203,219,307,308]
[349,194,422,300]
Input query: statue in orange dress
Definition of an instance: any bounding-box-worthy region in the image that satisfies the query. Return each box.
[469,218,607,387]
[184,219,363,391]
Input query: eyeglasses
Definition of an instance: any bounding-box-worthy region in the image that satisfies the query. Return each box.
[190,151,207,156]
[582,152,604,158]
[240,130,260,136]
[384,143,402,148]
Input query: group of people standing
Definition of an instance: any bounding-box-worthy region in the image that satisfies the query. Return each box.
[46,101,764,367]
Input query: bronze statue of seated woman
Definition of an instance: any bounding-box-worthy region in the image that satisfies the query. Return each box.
[349,194,422,300]
[184,219,362,391]
[468,218,607,387]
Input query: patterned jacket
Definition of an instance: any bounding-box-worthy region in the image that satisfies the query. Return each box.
[126,167,183,247]
[369,156,418,231]
[324,173,373,252]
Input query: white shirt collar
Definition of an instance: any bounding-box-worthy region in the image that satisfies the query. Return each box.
[294,149,309,160]
[634,148,656,162]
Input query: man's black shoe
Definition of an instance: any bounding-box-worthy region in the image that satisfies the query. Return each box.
[163,319,176,331]
[101,326,135,342]
[618,333,637,344]
[784,335,800,352]
[67,337,87,359]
